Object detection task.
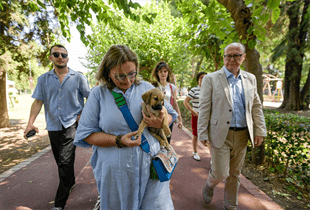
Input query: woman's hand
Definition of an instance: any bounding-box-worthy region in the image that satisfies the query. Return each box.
[177,118,183,129]
[142,107,164,129]
[191,111,198,117]
[121,131,142,148]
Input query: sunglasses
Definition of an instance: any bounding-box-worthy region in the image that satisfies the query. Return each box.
[52,52,68,58]
[114,71,137,81]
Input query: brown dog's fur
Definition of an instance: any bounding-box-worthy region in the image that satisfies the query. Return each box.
[135,88,171,150]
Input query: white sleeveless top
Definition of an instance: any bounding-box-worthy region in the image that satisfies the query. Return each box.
[157,82,176,104]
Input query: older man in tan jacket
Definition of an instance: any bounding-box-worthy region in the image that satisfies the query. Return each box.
[198,43,267,210]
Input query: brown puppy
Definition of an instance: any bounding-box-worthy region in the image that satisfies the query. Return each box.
[135,88,171,150]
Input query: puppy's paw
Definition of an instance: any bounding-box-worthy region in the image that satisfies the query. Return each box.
[164,130,171,137]
[165,144,172,151]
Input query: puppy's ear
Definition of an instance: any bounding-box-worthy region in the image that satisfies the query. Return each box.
[142,91,151,103]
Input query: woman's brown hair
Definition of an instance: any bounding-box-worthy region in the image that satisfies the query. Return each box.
[151,61,174,87]
[96,45,140,90]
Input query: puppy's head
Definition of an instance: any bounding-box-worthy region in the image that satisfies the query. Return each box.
[142,88,164,111]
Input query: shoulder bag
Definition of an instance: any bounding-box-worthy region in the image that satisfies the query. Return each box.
[169,83,174,106]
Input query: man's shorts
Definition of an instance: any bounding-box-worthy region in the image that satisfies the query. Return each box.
[191,114,198,137]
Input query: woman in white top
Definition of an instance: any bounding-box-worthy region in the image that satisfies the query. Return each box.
[151,61,183,144]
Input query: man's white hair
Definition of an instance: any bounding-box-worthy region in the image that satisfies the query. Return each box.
[224,43,246,54]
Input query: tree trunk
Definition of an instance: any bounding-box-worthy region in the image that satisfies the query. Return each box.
[243,48,264,103]
[0,18,10,128]
[0,70,11,128]
[280,0,309,110]
[244,47,265,165]
[300,67,310,110]
[298,0,309,110]
[217,0,265,164]
[195,55,204,74]
[300,2,310,110]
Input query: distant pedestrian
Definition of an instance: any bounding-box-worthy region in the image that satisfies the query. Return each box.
[8,84,18,107]
[183,72,209,161]
[23,44,91,210]
[198,42,267,210]
[151,61,183,143]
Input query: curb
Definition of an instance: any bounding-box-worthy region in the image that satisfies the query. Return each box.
[180,126,284,210]
[0,145,51,183]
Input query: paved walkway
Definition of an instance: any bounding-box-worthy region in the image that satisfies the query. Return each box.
[0,126,283,210]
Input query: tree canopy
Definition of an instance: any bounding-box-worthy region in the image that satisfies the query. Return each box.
[85,1,196,88]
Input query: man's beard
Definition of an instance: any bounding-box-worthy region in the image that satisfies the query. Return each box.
[55,64,67,68]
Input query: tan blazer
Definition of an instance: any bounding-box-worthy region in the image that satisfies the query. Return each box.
[198,67,267,148]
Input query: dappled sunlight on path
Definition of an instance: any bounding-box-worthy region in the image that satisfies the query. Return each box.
[0,94,49,173]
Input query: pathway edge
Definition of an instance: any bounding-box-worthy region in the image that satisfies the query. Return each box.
[0,145,51,183]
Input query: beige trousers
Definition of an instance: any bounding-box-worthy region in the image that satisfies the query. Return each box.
[207,129,250,210]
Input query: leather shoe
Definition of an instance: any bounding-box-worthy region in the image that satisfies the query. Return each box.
[202,183,214,204]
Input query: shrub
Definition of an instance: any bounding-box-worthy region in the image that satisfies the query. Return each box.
[264,111,310,190]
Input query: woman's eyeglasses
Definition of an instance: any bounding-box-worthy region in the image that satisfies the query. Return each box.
[52,52,68,58]
[115,71,137,81]
[224,53,245,61]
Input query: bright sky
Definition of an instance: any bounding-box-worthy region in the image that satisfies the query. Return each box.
[64,0,150,73]
[64,26,89,73]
